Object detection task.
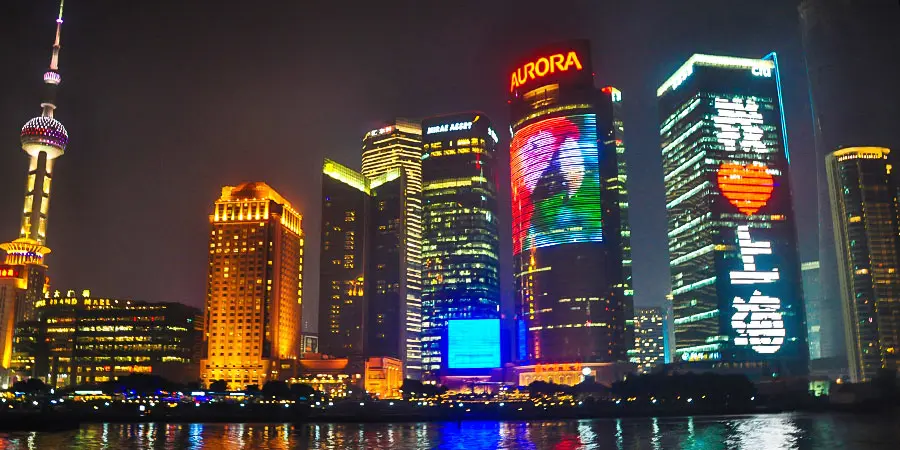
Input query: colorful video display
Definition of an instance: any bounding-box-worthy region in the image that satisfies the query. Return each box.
[510,114,603,254]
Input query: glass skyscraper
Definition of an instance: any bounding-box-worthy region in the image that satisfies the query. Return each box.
[659,54,807,375]
[826,147,900,382]
[509,40,632,365]
[319,160,407,368]
[361,121,423,377]
[420,113,501,375]
[801,261,822,359]
[320,161,370,359]
[799,0,900,365]
[629,307,665,374]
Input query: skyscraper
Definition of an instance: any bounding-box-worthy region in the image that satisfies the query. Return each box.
[826,147,900,382]
[659,54,807,375]
[799,0,900,364]
[801,261,822,359]
[0,1,68,382]
[319,159,407,365]
[201,182,304,390]
[509,40,631,365]
[320,162,369,359]
[361,120,423,378]
[602,87,634,308]
[420,112,501,375]
[630,307,665,374]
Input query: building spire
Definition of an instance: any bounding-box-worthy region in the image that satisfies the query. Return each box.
[41,0,64,118]
[50,0,64,71]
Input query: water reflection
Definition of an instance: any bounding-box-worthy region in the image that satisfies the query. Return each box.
[0,413,897,449]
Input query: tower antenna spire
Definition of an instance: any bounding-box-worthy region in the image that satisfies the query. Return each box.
[50,0,65,71]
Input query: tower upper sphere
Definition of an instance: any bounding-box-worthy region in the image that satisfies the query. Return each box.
[21,116,68,159]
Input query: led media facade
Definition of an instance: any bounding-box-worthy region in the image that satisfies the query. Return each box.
[510,114,603,253]
[659,54,807,375]
[446,319,501,369]
[510,40,631,365]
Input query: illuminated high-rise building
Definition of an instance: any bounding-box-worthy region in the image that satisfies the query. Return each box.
[659,54,807,375]
[801,261,823,359]
[319,160,407,365]
[201,182,304,390]
[826,147,900,382]
[0,1,68,382]
[800,0,900,364]
[361,120,423,378]
[603,87,634,311]
[420,112,501,375]
[320,162,369,359]
[8,289,200,388]
[509,40,632,365]
[629,307,665,374]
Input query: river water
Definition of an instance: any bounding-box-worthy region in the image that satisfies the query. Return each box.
[0,413,896,449]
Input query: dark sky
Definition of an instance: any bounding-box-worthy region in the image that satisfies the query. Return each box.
[0,0,818,331]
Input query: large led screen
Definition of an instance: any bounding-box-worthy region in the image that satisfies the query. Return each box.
[510,114,602,255]
[711,95,799,357]
[447,319,501,369]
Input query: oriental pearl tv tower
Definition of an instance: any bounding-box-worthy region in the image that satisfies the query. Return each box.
[0,1,69,326]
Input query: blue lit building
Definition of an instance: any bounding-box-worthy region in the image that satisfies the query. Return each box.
[420,113,501,376]
[659,54,808,376]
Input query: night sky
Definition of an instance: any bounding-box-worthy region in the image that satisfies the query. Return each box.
[0,1,818,331]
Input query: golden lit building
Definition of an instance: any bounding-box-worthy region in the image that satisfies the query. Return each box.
[364,356,403,399]
[361,119,423,378]
[201,182,304,390]
[9,289,200,388]
[826,147,900,382]
[0,268,28,375]
[513,362,632,387]
[289,354,360,397]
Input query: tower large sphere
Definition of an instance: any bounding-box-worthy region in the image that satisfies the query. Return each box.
[21,116,67,159]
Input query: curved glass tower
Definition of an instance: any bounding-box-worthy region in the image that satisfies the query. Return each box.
[508,40,631,365]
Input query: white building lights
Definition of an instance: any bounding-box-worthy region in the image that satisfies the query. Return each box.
[730,226,779,285]
[713,97,767,153]
[732,291,785,353]
[729,226,785,354]
[661,52,804,369]
[657,54,776,96]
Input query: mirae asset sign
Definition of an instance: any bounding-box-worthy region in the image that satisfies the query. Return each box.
[426,121,473,135]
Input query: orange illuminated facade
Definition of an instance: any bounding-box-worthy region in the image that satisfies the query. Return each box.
[513,362,630,387]
[716,162,775,215]
[0,266,29,372]
[201,182,304,390]
[364,356,403,399]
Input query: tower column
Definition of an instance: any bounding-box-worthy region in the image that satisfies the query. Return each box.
[21,152,52,244]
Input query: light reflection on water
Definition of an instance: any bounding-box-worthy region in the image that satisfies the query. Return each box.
[0,413,896,449]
